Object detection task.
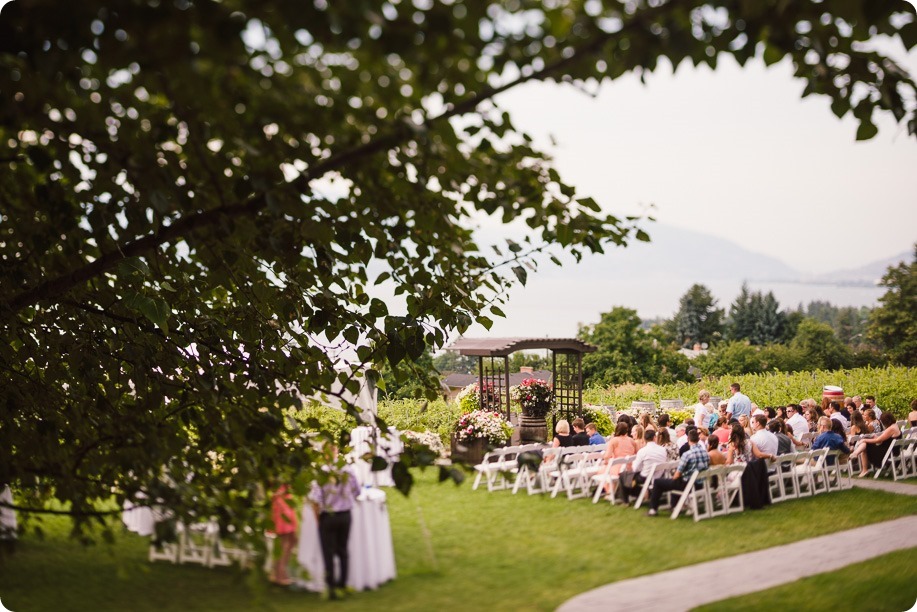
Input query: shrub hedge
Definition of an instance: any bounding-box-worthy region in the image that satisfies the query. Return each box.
[362,366,916,445]
[582,366,917,418]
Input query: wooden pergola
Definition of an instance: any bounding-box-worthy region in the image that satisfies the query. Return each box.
[447,337,596,423]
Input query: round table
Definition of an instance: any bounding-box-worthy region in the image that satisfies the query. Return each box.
[296,487,396,592]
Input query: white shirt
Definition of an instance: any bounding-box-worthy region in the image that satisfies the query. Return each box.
[787,413,809,437]
[750,429,778,457]
[692,402,713,429]
[830,412,850,432]
[632,442,668,479]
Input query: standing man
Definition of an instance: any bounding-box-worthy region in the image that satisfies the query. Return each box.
[725,383,752,421]
[309,449,362,600]
[646,428,709,517]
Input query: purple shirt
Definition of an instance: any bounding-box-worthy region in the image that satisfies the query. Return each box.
[308,466,361,513]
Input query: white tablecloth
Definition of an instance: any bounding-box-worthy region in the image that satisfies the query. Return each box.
[122,494,173,537]
[349,426,402,488]
[296,487,396,592]
[0,486,16,539]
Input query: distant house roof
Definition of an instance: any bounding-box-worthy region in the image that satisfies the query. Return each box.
[443,369,553,389]
[678,347,708,360]
[447,337,596,357]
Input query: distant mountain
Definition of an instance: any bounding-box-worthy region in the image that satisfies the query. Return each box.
[800,252,910,287]
[534,222,801,283]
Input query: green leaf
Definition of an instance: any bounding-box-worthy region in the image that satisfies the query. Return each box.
[512,265,527,285]
[118,257,151,278]
[139,297,170,334]
[856,118,878,141]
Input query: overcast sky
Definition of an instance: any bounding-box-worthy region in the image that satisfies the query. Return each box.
[495,42,917,276]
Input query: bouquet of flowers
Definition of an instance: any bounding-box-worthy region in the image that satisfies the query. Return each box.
[453,410,513,444]
[510,378,553,417]
[455,382,499,413]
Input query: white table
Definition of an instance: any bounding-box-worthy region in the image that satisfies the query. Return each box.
[349,426,402,488]
[296,487,396,592]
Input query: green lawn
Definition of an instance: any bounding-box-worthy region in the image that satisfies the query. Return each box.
[1,469,916,611]
[695,547,917,611]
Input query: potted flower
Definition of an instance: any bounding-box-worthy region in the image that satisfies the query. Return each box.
[510,378,553,443]
[455,381,499,413]
[451,410,513,464]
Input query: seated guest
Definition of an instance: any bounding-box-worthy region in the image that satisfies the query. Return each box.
[726,423,774,465]
[711,417,731,448]
[849,412,901,477]
[552,419,574,448]
[825,401,850,432]
[909,399,917,428]
[786,404,809,437]
[571,417,591,446]
[657,428,679,461]
[707,436,726,466]
[631,425,646,451]
[811,416,851,465]
[586,422,605,445]
[848,411,868,439]
[678,426,697,456]
[617,413,636,435]
[640,412,656,433]
[624,430,667,502]
[658,413,676,441]
[863,409,883,434]
[750,414,779,457]
[646,429,709,516]
[674,422,688,448]
[603,422,637,472]
[738,414,753,438]
[767,420,793,456]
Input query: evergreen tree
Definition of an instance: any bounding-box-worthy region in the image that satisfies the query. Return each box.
[671,284,725,348]
[728,285,784,345]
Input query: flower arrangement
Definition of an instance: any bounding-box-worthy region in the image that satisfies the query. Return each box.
[453,410,513,444]
[510,378,553,417]
[455,382,499,413]
[403,430,448,459]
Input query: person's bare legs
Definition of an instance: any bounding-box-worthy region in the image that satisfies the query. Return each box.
[274,532,295,584]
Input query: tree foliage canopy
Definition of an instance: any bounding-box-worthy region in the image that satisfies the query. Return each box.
[1,0,914,532]
[868,244,917,366]
[579,306,692,385]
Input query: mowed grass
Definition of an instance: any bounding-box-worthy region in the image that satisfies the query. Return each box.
[694,547,917,611]
[1,469,916,612]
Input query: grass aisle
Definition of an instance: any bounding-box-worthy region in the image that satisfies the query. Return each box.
[1,469,916,611]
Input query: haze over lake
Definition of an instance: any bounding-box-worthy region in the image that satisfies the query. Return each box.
[463,223,903,339]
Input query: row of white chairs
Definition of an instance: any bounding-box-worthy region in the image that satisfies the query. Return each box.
[473,442,863,523]
[148,521,254,568]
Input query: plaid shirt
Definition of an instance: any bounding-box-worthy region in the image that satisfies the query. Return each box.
[677,444,710,481]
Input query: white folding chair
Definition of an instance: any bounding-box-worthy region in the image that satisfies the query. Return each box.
[768,453,799,502]
[513,446,561,495]
[706,464,745,517]
[669,469,709,521]
[824,450,852,491]
[590,455,634,504]
[633,460,679,509]
[875,438,912,481]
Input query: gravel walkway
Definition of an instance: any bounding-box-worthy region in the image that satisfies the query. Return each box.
[558,514,917,612]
